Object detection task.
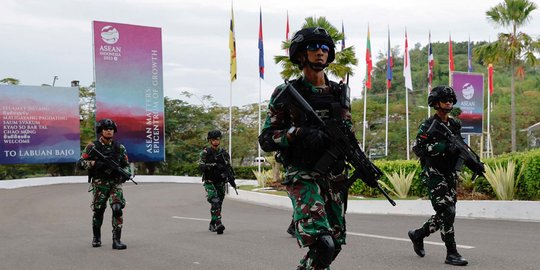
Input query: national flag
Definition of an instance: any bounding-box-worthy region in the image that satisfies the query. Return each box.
[403,29,413,91]
[468,36,473,72]
[341,21,346,51]
[488,64,494,95]
[449,34,454,72]
[229,5,237,82]
[285,11,290,53]
[258,7,264,79]
[365,25,372,90]
[428,31,434,87]
[386,28,393,89]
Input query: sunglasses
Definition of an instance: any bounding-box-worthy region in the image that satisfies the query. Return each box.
[440,97,454,103]
[103,127,115,131]
[306,43,330,52]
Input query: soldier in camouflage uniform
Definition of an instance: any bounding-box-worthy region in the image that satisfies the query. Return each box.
[79,118,130,250]
[198,130,232,235]
[409,86,468,266]
[259,27,351,270]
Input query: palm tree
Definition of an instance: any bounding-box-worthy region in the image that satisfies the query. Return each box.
[274,16,357,81]
[475,0,539,152]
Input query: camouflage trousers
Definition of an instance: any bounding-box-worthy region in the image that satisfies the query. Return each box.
[422,173,458,243]
[90,178,126,229]
[286,170,346,270]
[203,181,226,224]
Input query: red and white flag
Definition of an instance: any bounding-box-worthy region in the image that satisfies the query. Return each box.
[403,29,413,91]
[428,31,434,87]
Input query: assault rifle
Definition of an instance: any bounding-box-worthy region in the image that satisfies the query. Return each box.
[217,153,238,195]
[88,147,138,185]
[426,119,485,181]
[286,83,396,206]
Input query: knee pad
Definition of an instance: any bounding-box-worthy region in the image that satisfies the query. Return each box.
[111,203,123,218]
[312,234,335,269]
[210,197,221,209]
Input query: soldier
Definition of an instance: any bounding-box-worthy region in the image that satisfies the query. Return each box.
[259,27,351,270]
[198,130,233,235]
[79,118,130,249]
[409,86,468,266]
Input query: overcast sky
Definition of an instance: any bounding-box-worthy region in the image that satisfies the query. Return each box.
[1,0,539,106]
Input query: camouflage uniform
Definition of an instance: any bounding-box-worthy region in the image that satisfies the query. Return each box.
[81,139,130,231]
[198,146,231,230]
[412,114,461,246]
[259,77,351,270]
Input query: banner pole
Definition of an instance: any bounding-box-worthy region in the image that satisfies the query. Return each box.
[258,78,262,174]
[362,84,367,152]
[229,81,233,162]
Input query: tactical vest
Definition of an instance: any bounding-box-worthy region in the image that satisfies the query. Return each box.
[89,140,124,179]
[421,116,461,174]
[202,147,227,181]
[285,79,348,171]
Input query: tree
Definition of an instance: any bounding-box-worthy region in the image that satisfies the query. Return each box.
[475,0,539,152]
[0,78,20,85]
[274,16,357,81]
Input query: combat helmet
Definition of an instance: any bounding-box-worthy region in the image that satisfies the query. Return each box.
[289,27,335,67]
[96,118,118,133]
[428,86,457,107]
[207,130,222,140]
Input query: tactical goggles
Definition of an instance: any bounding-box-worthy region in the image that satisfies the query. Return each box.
[103,127,115,131]
[306,43,330,52]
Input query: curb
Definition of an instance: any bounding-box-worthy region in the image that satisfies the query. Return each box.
[1,176,539,222]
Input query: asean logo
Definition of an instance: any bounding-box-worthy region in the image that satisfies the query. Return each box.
[101,26,120,44]
[461,83,474,100]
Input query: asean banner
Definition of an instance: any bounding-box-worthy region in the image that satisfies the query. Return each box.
[0,85,80,164]
[451,72,484,134]
[93,21,165,162]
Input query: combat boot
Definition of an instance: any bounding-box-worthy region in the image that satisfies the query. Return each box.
[92,225,101,247]
[287,220,296,237]
[214,221,225,235]
[112,228,127,250]
[408,228,428,257]
[208,222,216,231]
[445,242,468,266]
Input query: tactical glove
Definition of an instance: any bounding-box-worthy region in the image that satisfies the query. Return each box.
[296,127,329,150]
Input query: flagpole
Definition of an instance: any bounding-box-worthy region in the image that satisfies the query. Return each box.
[258,78,262,174]
[229,82,233,160]
[362,82,367,152]
[405,85,410,160]
[385,86,389,157]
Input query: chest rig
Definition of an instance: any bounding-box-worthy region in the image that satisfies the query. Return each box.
[285,78,349,170]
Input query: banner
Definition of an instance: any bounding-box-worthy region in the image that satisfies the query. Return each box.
[0,85,80,164]
[93,21,164,162]
[451,72,484,134]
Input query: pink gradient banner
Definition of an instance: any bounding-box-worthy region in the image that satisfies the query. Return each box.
[451,72,484,134]
[93,21,164,162]
[0,85,80,164]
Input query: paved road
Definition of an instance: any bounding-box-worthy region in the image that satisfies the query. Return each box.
[0,183,538,270]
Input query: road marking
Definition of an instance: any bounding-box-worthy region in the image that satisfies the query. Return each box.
[347,232,475,249]
[172,216,210,222]
[171,216,475,249]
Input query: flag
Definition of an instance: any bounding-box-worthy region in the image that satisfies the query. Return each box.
[403,29,413,91]
[468,36,473,72]
[341,21,345,51]
[449,34,454,72]
[229,5,237,82]
[258,7,264,79]
[428,31,434,87]
[386,28,393,89]
[365,25,372,90]
[285,11,290,53]
[488,64,494,95]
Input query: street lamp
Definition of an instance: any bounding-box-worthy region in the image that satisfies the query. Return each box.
[52,76,59,86]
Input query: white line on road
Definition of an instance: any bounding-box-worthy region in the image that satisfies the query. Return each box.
[347,232,475,249]
[172,216,210,222]
[171,216,475,249]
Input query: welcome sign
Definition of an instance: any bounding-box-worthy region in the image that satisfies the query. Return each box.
[93,21,165,162]
[0,85,80,164]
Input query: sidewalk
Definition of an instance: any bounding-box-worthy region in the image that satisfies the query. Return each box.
[1,175,539,222]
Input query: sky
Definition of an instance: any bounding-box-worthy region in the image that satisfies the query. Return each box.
[1,0,539,107]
